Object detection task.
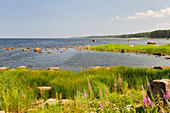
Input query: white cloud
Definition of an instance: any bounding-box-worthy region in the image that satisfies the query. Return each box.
[115,16,120,20]
[114,7,170,20]
[110,18,114,21]
[156,23,170,27]
[127,16,138,20]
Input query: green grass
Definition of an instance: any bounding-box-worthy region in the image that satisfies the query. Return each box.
[86,43,170,55]
[0,66,169,112]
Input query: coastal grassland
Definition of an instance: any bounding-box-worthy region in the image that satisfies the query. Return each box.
[0,66,169,112]
[87,43,170,55]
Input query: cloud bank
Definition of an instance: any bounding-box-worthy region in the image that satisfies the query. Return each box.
[111,7,170,20]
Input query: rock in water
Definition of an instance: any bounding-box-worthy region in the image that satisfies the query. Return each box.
[34,48,42,52]
[147,42,156,44]
[16,66,27,69]
[48,67,60,70]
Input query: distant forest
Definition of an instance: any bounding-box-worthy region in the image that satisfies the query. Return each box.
[85,30,170,38]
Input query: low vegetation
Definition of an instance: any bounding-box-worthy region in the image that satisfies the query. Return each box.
[87,43,170,55]
[0,66,169,112]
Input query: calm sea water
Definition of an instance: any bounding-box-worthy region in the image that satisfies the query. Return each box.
[0,38,169,71]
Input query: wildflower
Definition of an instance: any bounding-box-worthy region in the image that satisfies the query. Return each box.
[99,91,102,96]
[99,104,103,109]
[106,87,108,93]
[114,83,117,87]
[148,97,154,107]
[88,80,92,91]
[84,91,87,99]
[130,93,132,98]
[166,92,170,98]
[79,101,81,106]
[119,77,122,83]
[22,93,25,97]
[107,101,110,105]
[147,82,151,90]
[143,97,147,107]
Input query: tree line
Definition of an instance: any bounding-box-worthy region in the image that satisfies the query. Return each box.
[85,30,170,38]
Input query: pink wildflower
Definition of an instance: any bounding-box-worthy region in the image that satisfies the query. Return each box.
[22,93,25,97]
[106,87,108,93]
[84,91,87,99]
[99,104,103,109]
[79,101,81,106]
[114,83,117,87]
[147,82,151,89]
[166,92,170,98]
[107,101,110,105]
[148,97,154,107]
[130,93,132,98]
[143,97,147,107]
[88,82,92,91]
[99,91,102,96]
[119,77,122,83]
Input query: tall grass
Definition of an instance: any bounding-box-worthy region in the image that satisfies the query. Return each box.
[0,66,169,112]
[87,43,170,55]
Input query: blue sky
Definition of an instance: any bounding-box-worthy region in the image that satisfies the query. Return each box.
[0,0,170,38]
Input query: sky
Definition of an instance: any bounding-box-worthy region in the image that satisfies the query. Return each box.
[0,0,170,38]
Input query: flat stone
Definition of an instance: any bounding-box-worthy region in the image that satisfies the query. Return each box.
[45,98,59,105]
[16,66,27,69]
[48,67,60,70]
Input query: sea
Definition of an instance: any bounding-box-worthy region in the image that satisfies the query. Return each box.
[0,38,169,71]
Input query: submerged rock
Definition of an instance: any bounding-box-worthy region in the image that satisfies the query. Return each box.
[23,49,29,51]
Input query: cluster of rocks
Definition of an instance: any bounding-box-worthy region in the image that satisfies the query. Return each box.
[0,66,60,71]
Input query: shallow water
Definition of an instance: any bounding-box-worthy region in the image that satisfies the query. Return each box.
[0,38,169,71]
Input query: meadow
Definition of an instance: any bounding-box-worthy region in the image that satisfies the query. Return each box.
[86,43,170,55]
[0,66,169,112]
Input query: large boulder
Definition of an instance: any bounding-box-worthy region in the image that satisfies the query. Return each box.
[37,86,52,98]
[34,48,42,52]
[147,79,170,107]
